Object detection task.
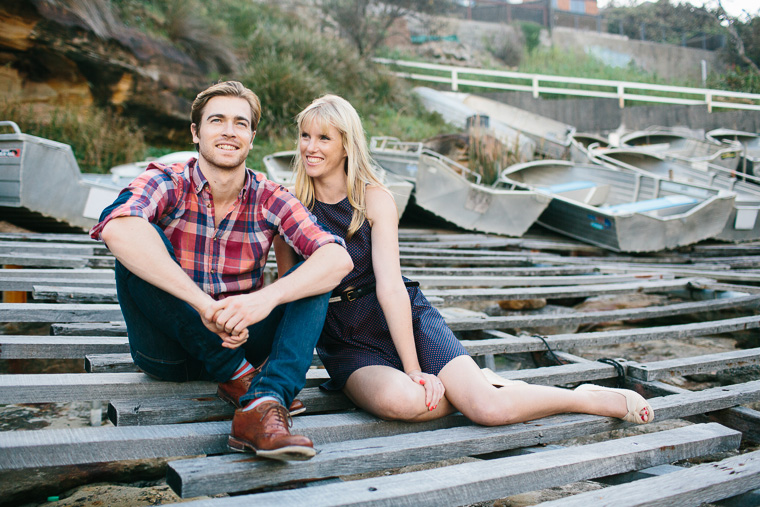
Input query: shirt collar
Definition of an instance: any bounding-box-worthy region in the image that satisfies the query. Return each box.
[190,158,254,202]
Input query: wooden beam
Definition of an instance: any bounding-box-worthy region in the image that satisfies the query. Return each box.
[532,450,760,507]
[106,361,620,426]
[0,336,129,359]
[168,423,740,502]
[424,278,699,303]
[0,370,331,404]
[627,348,760,381]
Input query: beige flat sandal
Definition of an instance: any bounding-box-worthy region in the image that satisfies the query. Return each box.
[575,384,654,424]
[481,368,528,388]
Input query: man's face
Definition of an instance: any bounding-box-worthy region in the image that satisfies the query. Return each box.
[191,96,255,173]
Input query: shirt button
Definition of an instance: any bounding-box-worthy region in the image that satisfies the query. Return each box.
[210,269,215,274]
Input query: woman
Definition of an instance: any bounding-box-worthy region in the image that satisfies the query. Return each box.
[275,94,653,426]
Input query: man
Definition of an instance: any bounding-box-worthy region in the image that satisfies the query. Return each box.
[91,81,352,461]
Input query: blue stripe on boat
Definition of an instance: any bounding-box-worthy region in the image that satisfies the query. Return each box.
[601,195,698,214]
[537,181,596,193]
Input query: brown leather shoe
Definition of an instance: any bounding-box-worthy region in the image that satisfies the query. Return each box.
[218,370,306,415]
[228,401,315,460]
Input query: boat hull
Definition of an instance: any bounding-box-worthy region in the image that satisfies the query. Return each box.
[596,149,760,243]
[415,153,551,237]
[501,160,735,252]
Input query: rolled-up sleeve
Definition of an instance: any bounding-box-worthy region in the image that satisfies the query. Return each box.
[89,168,179,240]
[264,185,345,258]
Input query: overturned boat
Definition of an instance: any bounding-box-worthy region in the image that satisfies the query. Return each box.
[414,87,573,160]
[413,87,536,161]
[0,121,112,231]
[413,150,551,236]
[499,159,735,252]
[593,148,760,243]
[262,150,414,219]
[619,127,742,172]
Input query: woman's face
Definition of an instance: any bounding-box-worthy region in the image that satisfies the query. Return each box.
[299,120,347,180]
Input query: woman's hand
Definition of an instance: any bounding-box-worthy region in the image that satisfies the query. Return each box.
[407,370,445,411]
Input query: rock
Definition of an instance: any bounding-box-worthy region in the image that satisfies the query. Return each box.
[0,2,216,143]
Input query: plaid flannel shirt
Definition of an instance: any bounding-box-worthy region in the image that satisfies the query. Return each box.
[90,158,344,299]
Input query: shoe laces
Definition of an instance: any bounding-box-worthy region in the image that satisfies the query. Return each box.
[259,403,293,430]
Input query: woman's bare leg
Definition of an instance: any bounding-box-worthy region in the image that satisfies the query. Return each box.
[437,356,651,426]
[343,365,456,422]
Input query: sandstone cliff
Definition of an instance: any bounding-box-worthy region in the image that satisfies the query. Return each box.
[0,0,227,143]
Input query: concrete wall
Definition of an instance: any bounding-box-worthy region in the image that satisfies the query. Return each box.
[484,91,760,134]
[549,27,724,83]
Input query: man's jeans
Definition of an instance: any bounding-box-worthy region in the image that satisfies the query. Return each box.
[114,224,330,406]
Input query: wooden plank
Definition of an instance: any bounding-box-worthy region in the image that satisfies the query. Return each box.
[108,386,353,425]
[42,296,760,335]
[0,278,116,291]
[627,348,760,381]
[0,370,331,403]
[32,286,120,303]
[400,265,595,277]
[633,380,760,443]
[0,240,107,256]
[0,303,124,322]
[3,384,755,474]
[0,335,129,359]
[0,412,471,470]
[424,278,697,303]
[0,254,90,269]
[51,322,126,336]
[0,232,99,244]
[106,361,620,426]
[27,273,678,304]
[414,272,674,288]
[479,315,760,352]
[532,450,760,507]
[399,254,534,267]
[170,424,740,503]
[0,268,113,279]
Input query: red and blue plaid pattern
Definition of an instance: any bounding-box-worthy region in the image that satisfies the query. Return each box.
[91,158,344,299]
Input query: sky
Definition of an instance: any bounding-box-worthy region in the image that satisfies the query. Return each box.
[595,0,759,20]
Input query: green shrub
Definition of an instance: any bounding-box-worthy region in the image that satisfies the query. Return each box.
[0,99,147,173]
[519,22,542,54]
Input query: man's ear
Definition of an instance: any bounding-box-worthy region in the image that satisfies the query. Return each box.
[191,123,199,143]
[250,130,256,147]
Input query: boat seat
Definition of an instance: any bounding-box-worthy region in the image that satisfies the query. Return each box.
[538,181,609,205]
[538,181,596,193]
[602,195,699,215]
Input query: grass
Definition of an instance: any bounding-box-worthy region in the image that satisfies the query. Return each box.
[0,99,148,174]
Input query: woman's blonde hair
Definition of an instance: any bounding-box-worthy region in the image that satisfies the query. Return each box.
[293,95,385,238]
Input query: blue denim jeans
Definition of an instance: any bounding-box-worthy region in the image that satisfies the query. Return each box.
[114,224,330,406]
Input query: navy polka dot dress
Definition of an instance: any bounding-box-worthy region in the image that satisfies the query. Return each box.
[311,197,469,390]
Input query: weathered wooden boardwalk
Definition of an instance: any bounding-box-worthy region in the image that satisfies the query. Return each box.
[1,229,760,505]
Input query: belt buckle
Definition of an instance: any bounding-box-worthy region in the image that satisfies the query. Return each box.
[344,289,358,302]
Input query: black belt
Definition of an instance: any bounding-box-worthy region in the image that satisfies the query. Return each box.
[329,281,420,303]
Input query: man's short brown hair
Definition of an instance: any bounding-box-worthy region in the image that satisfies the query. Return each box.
[191,81,261,131]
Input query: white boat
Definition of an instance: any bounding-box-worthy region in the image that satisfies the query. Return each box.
[413,150,551,236]
[593,148,760,243]
[413,87,537,161]
[706,128,760,177]
[0,121,111,231]
[619,127,742,171]
[414,87,574,160]
[499,159,736,252]
[262,150,414,219]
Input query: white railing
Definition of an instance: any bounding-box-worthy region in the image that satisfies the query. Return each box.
[374,58,760,112]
